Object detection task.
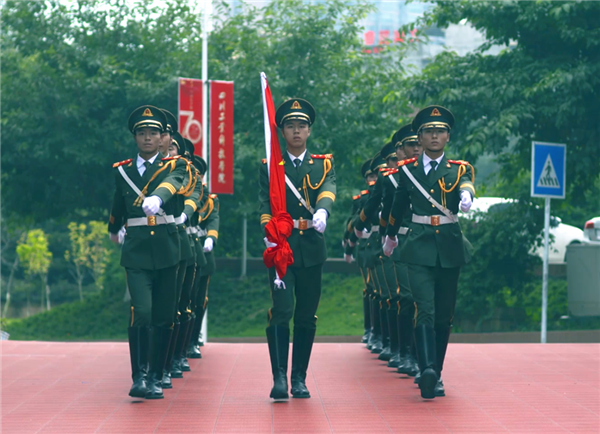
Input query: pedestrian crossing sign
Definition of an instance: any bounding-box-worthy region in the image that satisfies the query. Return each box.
[531,141,566,199]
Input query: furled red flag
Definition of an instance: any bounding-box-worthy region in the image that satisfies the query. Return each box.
[260,72,294,282]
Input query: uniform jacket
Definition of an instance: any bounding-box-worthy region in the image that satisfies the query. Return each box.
[198,194,219,276]
[259,150,336,268]
[387,153,475,268]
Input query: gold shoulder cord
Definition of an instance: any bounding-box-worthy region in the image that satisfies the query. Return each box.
[134,159,177,206]
[302,158,332,210]
[201,197,215,222]
[437,164,475,209]
[178,162,196,197]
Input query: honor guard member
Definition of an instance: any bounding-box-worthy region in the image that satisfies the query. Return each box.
[383,106,474,399]
[344,159,376,346]
[163,135,202,386]
[187,156,209,358]
[159,109,178,156]
[188,170,220,359]
[381,125,422,376]
[108,105,189,399]
[259,98,336,400]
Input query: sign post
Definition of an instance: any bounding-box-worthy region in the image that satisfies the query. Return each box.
[531,141,566,343]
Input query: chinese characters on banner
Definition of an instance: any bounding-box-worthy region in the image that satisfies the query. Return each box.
[178,78,203,156]
[209,81,234,195]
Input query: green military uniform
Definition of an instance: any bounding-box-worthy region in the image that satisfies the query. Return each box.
[108,105,191,400]
[259,98,336,400]
[385,106,475,399]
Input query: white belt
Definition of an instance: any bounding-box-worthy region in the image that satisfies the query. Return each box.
[186,226,198,235]
[371,225,380,232]
[127,215,175,227]
[175,215,186,225]
[293,219,313,230]
[197,228,208,237]
[412,214,458,226]
[398,227,409,235]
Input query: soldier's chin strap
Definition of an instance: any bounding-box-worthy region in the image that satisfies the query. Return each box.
[401,165,455,220]
[285,175,315,214]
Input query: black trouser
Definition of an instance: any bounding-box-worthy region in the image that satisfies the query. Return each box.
[126,265,178,328]
[178,263,196,321]
[407,262,460,328]
[268,264,322,330]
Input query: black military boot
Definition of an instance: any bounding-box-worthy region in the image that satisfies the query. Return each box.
[434,324,452,397]
[170,322,184,379]
[361,291,371,344]
[414,325,438,399]
[128,326,149,398]
[197,306,206,346]
[145,326,173,399]
[386,306,401,368]
[291,327,316,398]
[397,313,418,376]
[187,313,202,359]
[162,321,180,389]
[173,318,191,373]
[377,303,391,361]
[366,295,376,350]
[266,325,289,400]
[369,296,383,354]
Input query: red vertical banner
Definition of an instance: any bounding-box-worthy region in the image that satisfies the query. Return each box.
[209,81,234,194]
[178,77,203,156]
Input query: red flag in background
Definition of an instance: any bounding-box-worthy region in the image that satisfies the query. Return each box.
[260,73,293,279]
[178,78,203,156]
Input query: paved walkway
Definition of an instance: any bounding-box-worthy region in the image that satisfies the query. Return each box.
[2,341,599,433]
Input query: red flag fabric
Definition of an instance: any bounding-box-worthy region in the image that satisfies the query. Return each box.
[260,73,294,278]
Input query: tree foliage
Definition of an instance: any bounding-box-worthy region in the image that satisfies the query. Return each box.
[396,0,600,224]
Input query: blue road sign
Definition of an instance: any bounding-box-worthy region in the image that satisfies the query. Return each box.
[531,141,566,199]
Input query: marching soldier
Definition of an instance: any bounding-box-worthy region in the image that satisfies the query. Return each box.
[259,98,336,400]
[108,105,190,400]
[383,106,474,399]
[159,109,178,156]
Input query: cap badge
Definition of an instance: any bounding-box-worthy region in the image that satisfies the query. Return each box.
[431,108,441,116]
[142,108,153,117]
[291,100,302,109]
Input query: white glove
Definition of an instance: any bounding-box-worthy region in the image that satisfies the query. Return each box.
[344,254,354,264]
[312,209,328,233]
[354,227,366,239]
[264,237,277,248]
[203,237,214,252]
[142,196,162,216]
[181,213,188,223]
[383,235,398,257]
[118,226,126,244]
[460,190,472,213]
[109,232,121,244]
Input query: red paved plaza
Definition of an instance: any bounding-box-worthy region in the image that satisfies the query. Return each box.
[2,341,599,433]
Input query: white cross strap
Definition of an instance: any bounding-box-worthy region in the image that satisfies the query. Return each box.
[401,165,455,220]
[118,165,166,216]
[285,175,315,214]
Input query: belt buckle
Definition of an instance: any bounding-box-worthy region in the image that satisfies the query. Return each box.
[431,215,440,226]
[298,218,308,230]
[148,216,157,226]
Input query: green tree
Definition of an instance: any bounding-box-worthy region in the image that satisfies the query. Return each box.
[64,223,89,301]
[87,221,111,290]
[394,0,600,225]
[16,229,53,315]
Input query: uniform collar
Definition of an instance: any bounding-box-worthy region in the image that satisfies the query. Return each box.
[137,152,159,169]
[423,152,444,170]
[287,149,307,165]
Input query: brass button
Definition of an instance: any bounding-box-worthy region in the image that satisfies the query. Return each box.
[435,230,440,234]
[150,231,155,235]
[299,230,304,235]
[183,224,186,228]
[299,202,303,207]
[430,189,435,193]
[432,204,436,208]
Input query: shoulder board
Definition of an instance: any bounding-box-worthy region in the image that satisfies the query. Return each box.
[448,159,469,165]
[209,194,217,199]
[262,158,267,164]
[368,180,376,186]
[352,194,361,200]
[361,190,369,195]
[383,168,399,176]
[396,157,417,167]
[379,167,391,172]
[161,155,181,161]
[112,158,133,168]
[311,154,333,159]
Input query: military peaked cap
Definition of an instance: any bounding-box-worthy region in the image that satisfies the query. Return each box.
[275,98,316,127]
[370,151,386,172]
[381,141,396,160]
[160,109,178,134]
[128,105,167,133]
[171,132,184,152]
[361,159,373,178]
[183,138,195,161]
[393,124,418,147]
[412,105,454,133]
[194,156,207,175]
